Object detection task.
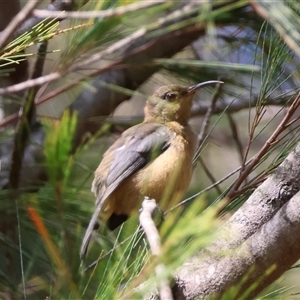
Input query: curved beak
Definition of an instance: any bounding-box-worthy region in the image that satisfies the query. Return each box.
[187,80,224,94]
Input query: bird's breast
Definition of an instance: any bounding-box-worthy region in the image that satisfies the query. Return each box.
[140,135,194,200]
[113,125,195,214]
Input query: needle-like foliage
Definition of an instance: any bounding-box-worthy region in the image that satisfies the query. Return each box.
[1,0,300,299]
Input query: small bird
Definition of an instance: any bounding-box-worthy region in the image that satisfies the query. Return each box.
[80,80,223,260]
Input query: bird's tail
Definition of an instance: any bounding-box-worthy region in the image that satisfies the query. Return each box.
[80,201,103,261]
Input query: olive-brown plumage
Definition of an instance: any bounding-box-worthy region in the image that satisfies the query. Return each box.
[80,80,223,260]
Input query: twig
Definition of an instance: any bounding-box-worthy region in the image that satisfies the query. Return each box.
[53,2,198,73]
[226,112,244,165]
[229,175,267,200]
[0,28,148,96]
[227,124,300,201]
[199,157,222,196]
[0,111,19,127]
[193,82,223,163]
[0,0,42,49]
[8,41,48,190]
[84,226,144,272]
[33,1,165,19]
[191,92,298,116]
[70,28,146,72]
[227,92,300,200]
[239,97,266,177]
[139,197,173,300]
[0,72,60,95]
[167,157,254,213]
[197,83,223,148]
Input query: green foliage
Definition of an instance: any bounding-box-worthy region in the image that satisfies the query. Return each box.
[2,0,300,299]
[43,110,77,185]
[0,19,59,69]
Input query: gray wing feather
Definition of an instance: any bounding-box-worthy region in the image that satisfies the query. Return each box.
[103,124,172,199]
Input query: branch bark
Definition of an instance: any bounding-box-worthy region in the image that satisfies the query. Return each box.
[174,189,300,299]
[148,141,300,299]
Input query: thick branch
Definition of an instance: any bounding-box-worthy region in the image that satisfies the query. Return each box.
[147,141,300,299]
[174,189,300,299]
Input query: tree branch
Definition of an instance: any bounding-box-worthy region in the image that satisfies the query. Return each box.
[174,189,300,299]
[148,141,300,299]
[139,198,172,300]
[33,1,165,19]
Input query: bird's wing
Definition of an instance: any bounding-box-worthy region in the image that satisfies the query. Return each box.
[80,123,173,260]
[102,122,173,201]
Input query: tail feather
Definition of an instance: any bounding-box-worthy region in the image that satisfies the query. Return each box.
[80,202,103,261]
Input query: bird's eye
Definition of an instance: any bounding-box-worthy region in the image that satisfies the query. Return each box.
[163,92,177,101]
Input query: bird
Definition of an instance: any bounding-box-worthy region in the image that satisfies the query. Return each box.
[80,80,223,260]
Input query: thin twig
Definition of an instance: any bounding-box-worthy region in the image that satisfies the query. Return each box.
[167,157,254,213]
[70,28,146,72]
[197,83,223,149]
[0,29,150,96]
[33,1,165,19]
[230,175,267,200]
[230,123,300,200]
[199,157,222,196]
[0,0,42,49]
[8,41,48,190]
[227,92,300,200]
[0,111,19,127]
[193,82,223,164]
[191,92,298,116]
[139,197,173,300]
[226,112,244,165]
[239,101,265,175]
[84,226,144,272]
[0,72,60,95]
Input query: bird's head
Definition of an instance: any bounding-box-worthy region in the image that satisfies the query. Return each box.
[144,80,223,125]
